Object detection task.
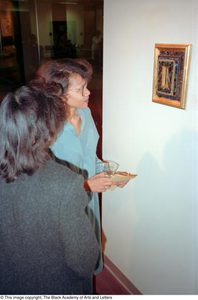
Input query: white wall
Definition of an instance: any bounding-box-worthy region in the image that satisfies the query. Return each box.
[102,0,198,295]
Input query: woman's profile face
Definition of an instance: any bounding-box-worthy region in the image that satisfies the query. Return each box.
[64,73,90,109]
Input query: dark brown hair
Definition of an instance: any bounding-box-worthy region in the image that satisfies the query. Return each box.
[35,58,93,95]
[0,83,65,182]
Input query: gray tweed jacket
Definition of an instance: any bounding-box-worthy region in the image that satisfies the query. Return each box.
[0,160,99,295]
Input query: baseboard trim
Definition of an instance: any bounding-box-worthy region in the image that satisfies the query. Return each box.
[104,254,142,295]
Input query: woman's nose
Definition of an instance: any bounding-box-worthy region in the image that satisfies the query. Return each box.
[84,87,91,96]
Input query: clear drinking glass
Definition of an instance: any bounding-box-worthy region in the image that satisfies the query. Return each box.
[97,160,119,177]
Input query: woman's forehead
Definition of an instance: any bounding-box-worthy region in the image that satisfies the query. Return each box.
[69,73,86,86]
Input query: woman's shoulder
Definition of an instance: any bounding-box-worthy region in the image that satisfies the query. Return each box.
[45,160,81,180]
[43,161,87,208]
[34,160,82,192]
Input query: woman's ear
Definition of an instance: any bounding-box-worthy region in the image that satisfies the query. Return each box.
[61,94,68,104]
[59,96,68,119]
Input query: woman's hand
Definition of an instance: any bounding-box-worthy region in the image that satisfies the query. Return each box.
[114,179,130,188]
[112,172,131,188]
[85,173,112,193]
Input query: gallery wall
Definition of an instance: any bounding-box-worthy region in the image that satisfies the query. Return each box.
[102,0,198,295]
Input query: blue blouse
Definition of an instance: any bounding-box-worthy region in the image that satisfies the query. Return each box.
[51,107,102,274]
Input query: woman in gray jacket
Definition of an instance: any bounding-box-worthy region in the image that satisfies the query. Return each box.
[0,83,99,295]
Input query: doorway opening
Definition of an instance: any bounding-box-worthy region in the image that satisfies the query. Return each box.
[0,0,103,157]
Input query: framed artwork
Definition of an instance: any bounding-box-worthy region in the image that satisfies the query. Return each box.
[152,43,192,109]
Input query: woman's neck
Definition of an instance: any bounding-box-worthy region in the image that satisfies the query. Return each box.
[67,107,78,122]
[67,108,82,135]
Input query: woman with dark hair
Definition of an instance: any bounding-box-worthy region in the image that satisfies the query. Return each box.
[0,84,99,295]
[35,59,129,275]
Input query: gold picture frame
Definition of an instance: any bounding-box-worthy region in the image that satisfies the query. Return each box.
[152,43,192,109]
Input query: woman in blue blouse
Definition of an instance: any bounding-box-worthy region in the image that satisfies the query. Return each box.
[35,59,127,274]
